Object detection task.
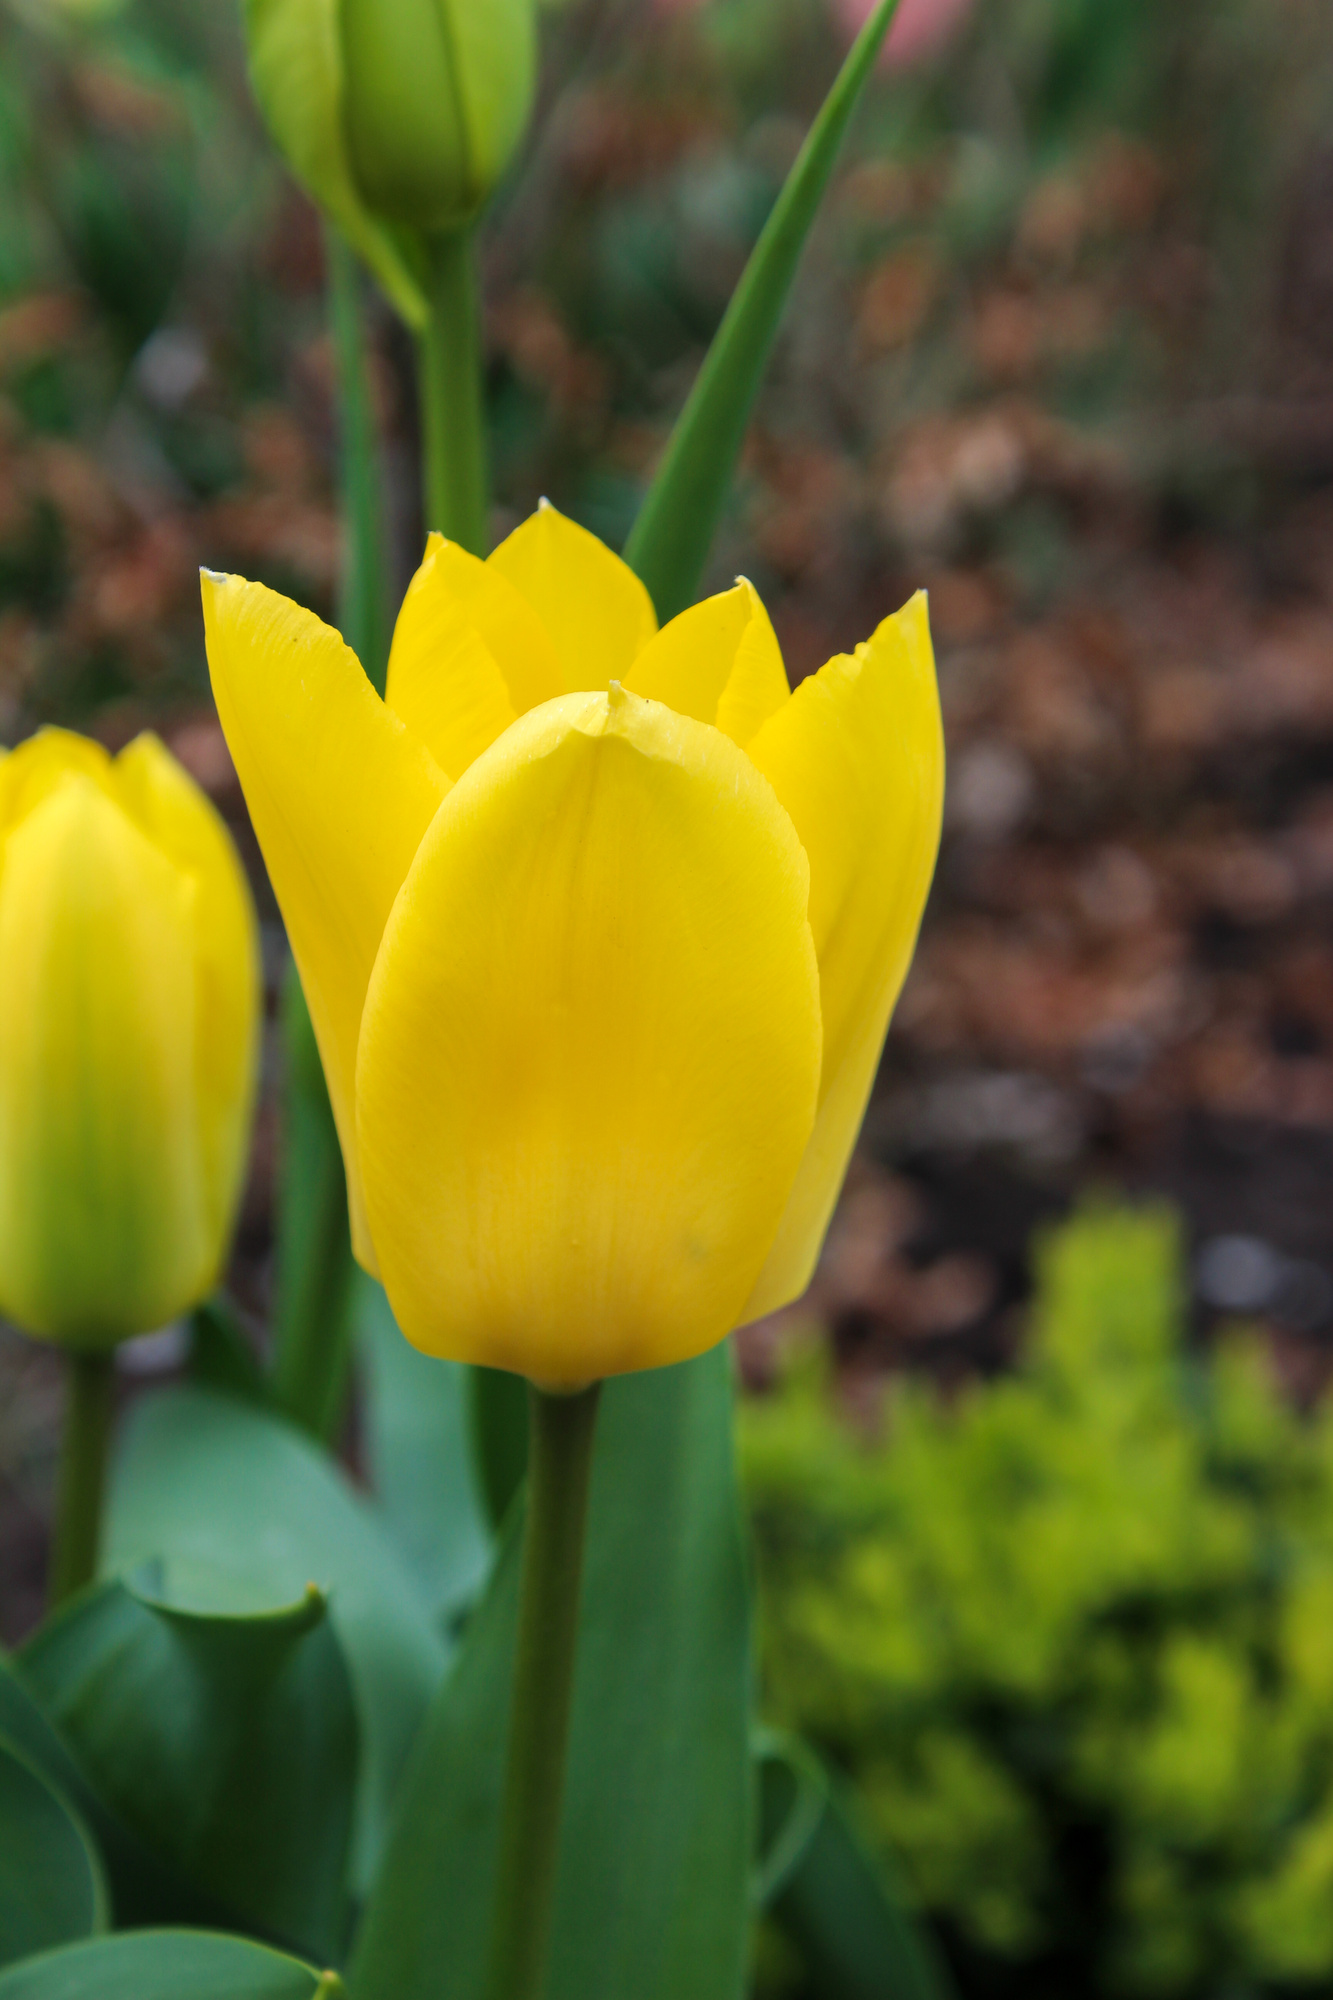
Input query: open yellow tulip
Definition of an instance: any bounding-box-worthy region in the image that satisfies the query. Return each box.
[0,729,260,1349]
[202,504,942,1387]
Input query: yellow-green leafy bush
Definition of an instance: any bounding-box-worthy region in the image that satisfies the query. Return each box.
[743,1207,1333,1997]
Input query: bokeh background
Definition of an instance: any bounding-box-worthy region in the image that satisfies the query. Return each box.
[1,0,1333,1993]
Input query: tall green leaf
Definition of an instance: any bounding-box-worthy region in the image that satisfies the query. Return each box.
[757,1733,955,2000]
[358,1280,493,1624]
[0,1931,341,2000]
[0,1737,107,1968]
[17,1581,355,1966]
[351,1344,752,2000]
[624,0,902,621]
[104,1385,449,1897]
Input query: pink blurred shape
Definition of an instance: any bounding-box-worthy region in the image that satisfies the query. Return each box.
[834,0,976,67]
[651,0,975,68]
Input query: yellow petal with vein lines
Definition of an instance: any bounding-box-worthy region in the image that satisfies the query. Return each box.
[741,592,943,1320]
[202,572,448,1267]
[487,502,657,693]
[386,535,565,775]
[356,686,821,1385]
[624,579,789,745]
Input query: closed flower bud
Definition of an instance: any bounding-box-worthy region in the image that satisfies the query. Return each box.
[0,730,260,1349]
[338,0,537,231]
[203,510,943,1388]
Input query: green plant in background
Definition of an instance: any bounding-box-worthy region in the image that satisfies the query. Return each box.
[744,1204,1333,1999]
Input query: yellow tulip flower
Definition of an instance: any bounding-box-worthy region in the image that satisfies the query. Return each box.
[0,730,260,1349]
[202,505,942,1387]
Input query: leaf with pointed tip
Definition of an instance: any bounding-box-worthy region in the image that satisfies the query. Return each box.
[17,1579,355,1965]
[624,0,902,621]
[0,1931,339,2000]
[351,1345,752,2000]
[104,1385,449,1897]
[0,1736,108,1968]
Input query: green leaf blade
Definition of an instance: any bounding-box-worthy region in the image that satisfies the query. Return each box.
[103,1385,449,1898]
[0,1930,331,2000]
[0,1738,108,1969]
[624,0,902,622]
[17,1581,356,1966]
[351,1344,752,2000]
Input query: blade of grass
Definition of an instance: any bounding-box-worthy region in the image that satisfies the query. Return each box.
[624,0,902,621]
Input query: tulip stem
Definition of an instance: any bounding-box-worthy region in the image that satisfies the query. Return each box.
[326,222,390,693]
[49,1348,115,1609]
[419,226,489,557]
[484,1380,602,2000]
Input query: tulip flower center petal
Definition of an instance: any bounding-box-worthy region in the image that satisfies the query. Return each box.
[624,579,790,745]
[487,502,658,695]
[355,687,822,1386]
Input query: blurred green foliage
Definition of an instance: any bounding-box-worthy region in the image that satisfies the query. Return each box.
[743,1207,1333,1999]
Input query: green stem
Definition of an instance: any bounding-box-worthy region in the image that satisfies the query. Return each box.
[49,1348,115,1609]
[418,226,488,554]
[326,222,390,691]
[484,1381,602,2000]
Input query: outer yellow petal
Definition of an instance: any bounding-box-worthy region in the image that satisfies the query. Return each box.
[385,534,567,774]
[0,728,113,831]
[624,579,789,746]
[114,734,262,1261]
[486,502,658,694]
[355,686,822,1386]
[741,592,943,1320]
[0,779,210,1345]
[201,571,449,1266]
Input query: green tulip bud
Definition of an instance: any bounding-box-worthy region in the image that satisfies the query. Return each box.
[243,0,429,327]
[338,0,537,232]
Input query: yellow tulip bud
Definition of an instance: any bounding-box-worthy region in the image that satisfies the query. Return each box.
[0,730,261,1350]
[202,508,943,1387]
[338,0,537,232]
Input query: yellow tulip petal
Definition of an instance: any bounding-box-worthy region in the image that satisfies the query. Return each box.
[356,686,822,1385]
[114,734,261,1256]
[624,579,789,745]
[386,536,523,776]
[201,571,449,1265]
[487,502,658,693]
[0,779,210,1344]
[0,728,113,832]
[741,592,943,1320]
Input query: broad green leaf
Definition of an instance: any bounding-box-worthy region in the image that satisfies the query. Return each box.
[0,1736,108,1967]
[358,1279,493,1624]
[0,1648,205,1931]
[104,1385,449,1896]
[18,1580,355,1965]
[351,1344,752,2000]
[624,0,902,621]
[757,1733,954,2000]
[0,1931,341,2000]
[243,0,427,328]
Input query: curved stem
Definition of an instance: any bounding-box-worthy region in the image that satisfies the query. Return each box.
[50,1348,115,1609]
[418,226,489,555]
[484,1381,602,2000]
